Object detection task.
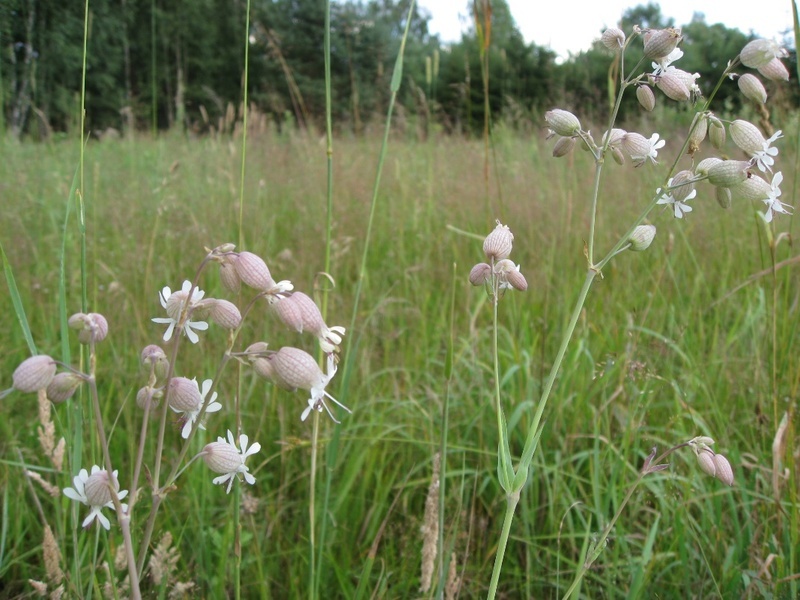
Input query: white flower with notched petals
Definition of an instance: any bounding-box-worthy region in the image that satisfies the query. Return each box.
[171,378,222,439]
[657,182,696,219]
[202,430,261,493]
[152,280,209,343]
[645,133,666,163]
[753,130,782,173]
[763,172,792,222]
[63,466,129,530]
[651,47,683,74]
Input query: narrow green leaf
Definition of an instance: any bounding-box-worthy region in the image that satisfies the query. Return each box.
[1,242,37,355]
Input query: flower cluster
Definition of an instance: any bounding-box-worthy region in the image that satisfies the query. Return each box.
[687,436,734,486]
[469,221,528,295]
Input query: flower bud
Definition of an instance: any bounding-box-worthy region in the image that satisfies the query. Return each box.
[628,225,656,251]
[670,170,696,203]
[136,385,163,410]
[708,117,726,150]
[250,357,275,381]
[713,454,734,486]
[695,448,716,477]
[737,73,767,104]
[687,115,708,155]
[740,39,784,69]
[610,146,626,165]
[505,269,528,291]
[656,72,690,101]
[46,372,83,404]
[203,441,243,474]
[706,160,750,187]
[141,345,169,381]
[636,85,656,111]
[601,27,625,51]
[469,263,491,286]
[245,341,269,355]
[69,313,109,344]
[235,252,275,291]
[483,222,514,260]
[730,120,765,155]
[204,299,242,330]
[716,186,732,209]
[544,109,581,137]
[757,58,790,82]
[167,377,202,412]
[552,136,576,158]
[84,469,120,507]
[219,260,241,294]
[643,28,681,59]
[13,355,57,393]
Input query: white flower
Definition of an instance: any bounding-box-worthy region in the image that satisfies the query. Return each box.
[302,353,351,422]
[202,430,261,493]
[152,280,209,343]
[63,466,129,530]
[645,133,666,163]
[763,172,792,222]
[657,182,696,219]
[651,47,683,74]
[171,378,222,439]
[753,130,782,173]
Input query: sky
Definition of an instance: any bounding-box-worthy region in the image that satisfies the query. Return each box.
[417,0,796,59]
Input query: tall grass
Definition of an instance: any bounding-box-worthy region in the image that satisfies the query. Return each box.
[1,110,798,595]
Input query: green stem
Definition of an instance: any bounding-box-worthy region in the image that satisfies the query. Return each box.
[486,491,520,599]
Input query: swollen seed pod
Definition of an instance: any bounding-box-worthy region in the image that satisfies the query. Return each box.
[695,157,722,176]
[552,136,576,158]
[628,225,656,251]
[708,117,726,150]
[713,454,734,486]
[656,72,690,102]
[730,175,771,201]
[46,372,83,404]
[757,58,790,82]
[483,222,514,260]
[643,28,681,59]
[203,441,243,475]
[737,73,768,104]
[204,299,242,330]
[601,27,625,51]
[544,109,581,137]
[707,161,750,187]
[740,39,783,69]
[13,355,57,393]
[696,448,716,477]
[83,470,118,507]
[716,186,732,209]
[219,259,241,294]
[730,120,765,155]
[167,377,202,412]
[687,115,708,155]
[670,170,696,203]
[469,263,491,286]
[235,252,275,291]
[636,85,656,111]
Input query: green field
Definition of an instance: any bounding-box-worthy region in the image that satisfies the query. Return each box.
[1,111,798,598]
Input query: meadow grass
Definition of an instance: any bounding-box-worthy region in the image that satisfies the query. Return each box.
[0,117,798,598]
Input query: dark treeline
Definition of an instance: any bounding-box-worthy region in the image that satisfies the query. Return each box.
[1,0,796,138]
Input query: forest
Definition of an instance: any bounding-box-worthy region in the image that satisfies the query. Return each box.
[2,0,797,138]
